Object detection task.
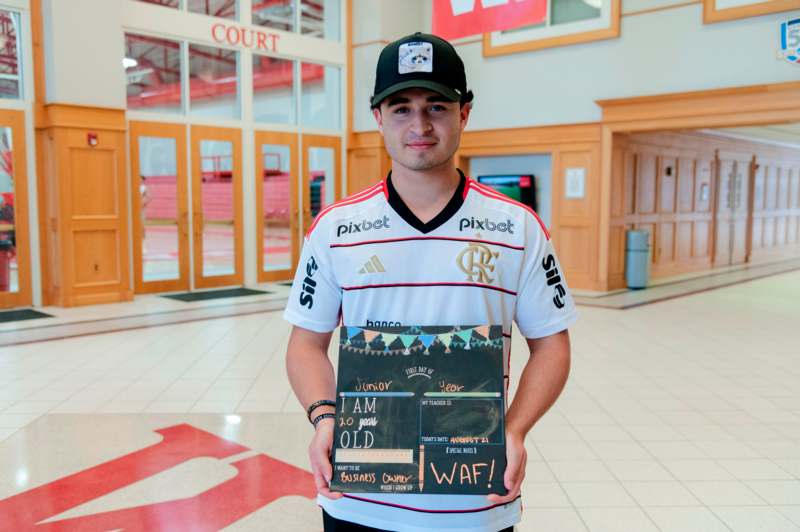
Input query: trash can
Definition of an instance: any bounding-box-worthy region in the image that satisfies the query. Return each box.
[0,239,13,292]
[625,230,650,289]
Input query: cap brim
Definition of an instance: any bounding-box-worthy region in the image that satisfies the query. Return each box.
[371,80,460,108]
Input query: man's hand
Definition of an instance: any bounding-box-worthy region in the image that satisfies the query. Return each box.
[309,418,343,499]
[486,431,526,504]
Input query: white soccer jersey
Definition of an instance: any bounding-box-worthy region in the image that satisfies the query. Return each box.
[283,171,577,532]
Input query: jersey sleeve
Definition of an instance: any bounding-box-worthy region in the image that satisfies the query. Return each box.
[283,224,342,333]
[514,214,578,339]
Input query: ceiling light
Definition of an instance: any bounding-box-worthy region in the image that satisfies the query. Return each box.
[123,57,138,69]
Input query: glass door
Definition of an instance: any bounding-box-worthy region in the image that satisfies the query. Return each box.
[191,125,243,288]
[255,131,299,282]
[301,134,341,234]
[129,121,189,293]
[0,110,31,309]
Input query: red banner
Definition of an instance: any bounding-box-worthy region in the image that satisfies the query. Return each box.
[432,0,547,41]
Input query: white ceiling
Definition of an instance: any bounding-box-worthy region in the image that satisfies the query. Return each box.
[705,123,800,149]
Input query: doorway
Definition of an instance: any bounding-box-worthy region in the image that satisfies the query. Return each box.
[130,121,244,293]
[302,134,341,235]
[255,130,299,283]
[0,110,31,309]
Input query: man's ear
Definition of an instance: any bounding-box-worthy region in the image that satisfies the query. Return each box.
[459,102,472,130]
[372,107,383,134]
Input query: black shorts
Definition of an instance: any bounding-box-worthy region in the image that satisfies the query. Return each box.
[322,510,514,532]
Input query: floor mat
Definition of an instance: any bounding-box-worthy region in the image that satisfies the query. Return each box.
[0,309,54,323]
[162,288,271,302]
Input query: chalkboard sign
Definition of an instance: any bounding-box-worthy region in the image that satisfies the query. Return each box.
[330,325,507,495]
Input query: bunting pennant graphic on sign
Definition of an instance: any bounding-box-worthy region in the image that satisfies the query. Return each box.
[432,0,547,41]
[338,326,503,355]
[363,330,381,344]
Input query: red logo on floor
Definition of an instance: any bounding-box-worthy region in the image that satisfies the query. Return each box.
[0,423,317,530]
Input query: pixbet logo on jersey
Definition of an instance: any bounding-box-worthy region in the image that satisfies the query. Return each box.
[459,217,515,234]
[299,256,319,309]
[542,254,566,309]
[337,216,391,237]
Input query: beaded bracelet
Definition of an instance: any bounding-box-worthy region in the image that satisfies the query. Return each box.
[306,399,336,422]
[312,413,336,430]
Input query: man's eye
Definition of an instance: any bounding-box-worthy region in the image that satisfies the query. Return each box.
[392,107,409,114]
[430,105,447,112]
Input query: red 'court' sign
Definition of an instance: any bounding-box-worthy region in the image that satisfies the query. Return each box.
[0,424,316,530]
[432,0,547,41]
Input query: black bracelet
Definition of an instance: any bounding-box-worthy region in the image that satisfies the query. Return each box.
[312,413,336,429]
[307,399,336,422]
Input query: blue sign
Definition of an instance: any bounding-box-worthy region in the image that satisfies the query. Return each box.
[780,18,800,64]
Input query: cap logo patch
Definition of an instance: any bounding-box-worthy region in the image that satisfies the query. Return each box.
[398,42,433,74]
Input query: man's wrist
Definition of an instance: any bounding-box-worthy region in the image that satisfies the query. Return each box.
[505,423,528,443]
[314,415,336,431]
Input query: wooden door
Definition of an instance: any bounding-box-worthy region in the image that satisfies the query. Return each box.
[190,125,243,289]
[129,121,190,294]
[0,110,31,309]
[302,134,342,235]
[255,131,299,282]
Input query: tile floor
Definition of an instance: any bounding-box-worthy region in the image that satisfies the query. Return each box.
[0,271,798,530]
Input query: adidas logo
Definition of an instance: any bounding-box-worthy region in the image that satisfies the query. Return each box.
[358,255,386,274]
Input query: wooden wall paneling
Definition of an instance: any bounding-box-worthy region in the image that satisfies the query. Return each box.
[693,221,711,259]
[347,148,386,195]
[658,222,675,265]
[658,155,677,214]
[637,152,657,214]
[677,221,693,259]
[677,158,695,214]
[610,146,625,218]
[608,225,626,284]
[789,167,800,244]
[730,157,751,265]
[624,151,637,215]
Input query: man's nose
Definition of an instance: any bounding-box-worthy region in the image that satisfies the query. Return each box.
[409,110,433,135]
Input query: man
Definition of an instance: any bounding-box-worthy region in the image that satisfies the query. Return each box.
[284,32,576,532]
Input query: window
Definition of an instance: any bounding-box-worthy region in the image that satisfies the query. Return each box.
[189,43,239,119]
[133,0,180,8]
[0,10,22,100]
[125,34,183,113]
[301,0,340,41]
[484,0,620,56]
[187,0,237,19]
[301,62,340,130]
[253,55,296,124]
[252,0,295,32]
[252,0,340,41]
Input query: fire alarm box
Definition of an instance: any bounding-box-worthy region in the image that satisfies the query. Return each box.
[87,132,98,147]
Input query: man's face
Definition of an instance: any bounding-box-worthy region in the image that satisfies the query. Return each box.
[373,88,471,173]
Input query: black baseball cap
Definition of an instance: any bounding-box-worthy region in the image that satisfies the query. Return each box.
[371,32,473,109]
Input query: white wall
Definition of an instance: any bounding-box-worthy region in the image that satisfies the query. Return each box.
[353,0,800,131]
[469,154,553,228]
[42,0,126,108]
